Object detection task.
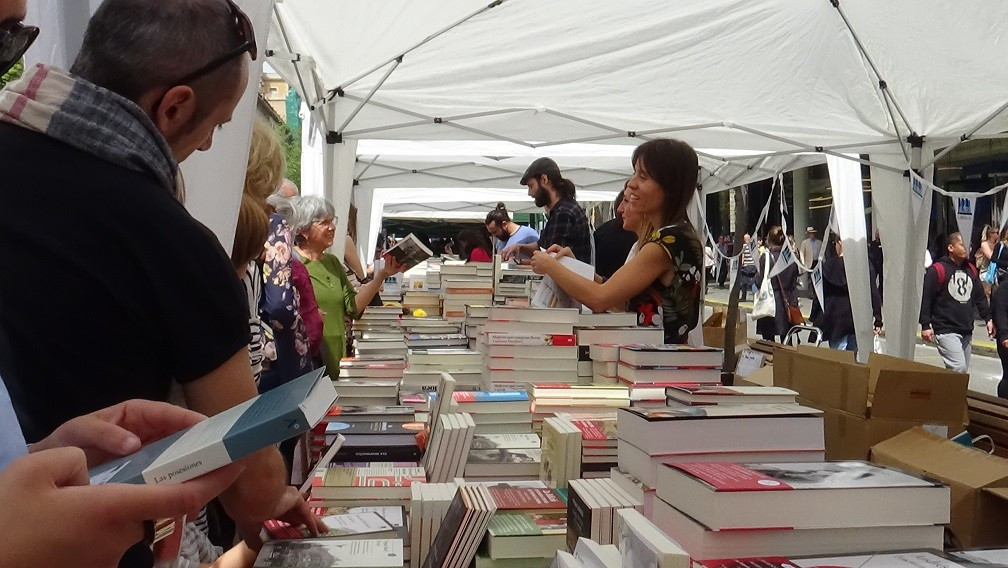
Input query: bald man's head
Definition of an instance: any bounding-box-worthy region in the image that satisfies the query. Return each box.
[279,178,299,199]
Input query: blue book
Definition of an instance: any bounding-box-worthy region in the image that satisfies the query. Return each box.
[89,368,336,485]
[452,391,530,403]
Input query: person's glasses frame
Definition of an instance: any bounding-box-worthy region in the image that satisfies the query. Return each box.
[0,21,39,75]
[169,0,258,87]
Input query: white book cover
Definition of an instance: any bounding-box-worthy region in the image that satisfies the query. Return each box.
[90,368,334,485]
[533,256,596,310]
[385,233,434,271]
[254,538,403,568]
[574,538,622,568]
[318,512,396,537]
[615,508,689,568]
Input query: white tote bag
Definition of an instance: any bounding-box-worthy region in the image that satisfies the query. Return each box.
[751,252,776,319]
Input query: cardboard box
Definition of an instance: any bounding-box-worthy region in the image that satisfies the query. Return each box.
[736,363,774,387]
[776,345,968,460]
[872,427,1008,548]
[702,310,747,348]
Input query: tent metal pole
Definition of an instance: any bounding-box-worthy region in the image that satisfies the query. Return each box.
[831,1,915,138]
[340,93,430,121]
[718,138,900,161]
[439,120,534,147]
[533,133,631,147]
[634,123,725,136]
[729,124,904,174]
[921,98,1008,170]
[272,5,313,111]
[442,108,529,121]
[343,119,431,137]
[327,0,507,95]
[336,58,401,134]
[541,109,626,135]
[355,154,381,179]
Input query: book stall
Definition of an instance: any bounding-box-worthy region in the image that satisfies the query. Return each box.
[171,246,1008,568]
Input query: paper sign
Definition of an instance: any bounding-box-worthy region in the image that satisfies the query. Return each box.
[812,262,825,310]
[736,349,766,378]
[954,194,977,243]
[768,241,797,279]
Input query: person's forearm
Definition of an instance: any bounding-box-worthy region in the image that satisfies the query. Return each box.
[218,446,288,528]
[546,262,611,313]
[354,274,386,314]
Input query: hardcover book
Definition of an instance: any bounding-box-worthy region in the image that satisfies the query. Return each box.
[90,368,334,485]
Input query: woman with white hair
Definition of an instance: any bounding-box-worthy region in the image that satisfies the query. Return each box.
[289,196,404,371]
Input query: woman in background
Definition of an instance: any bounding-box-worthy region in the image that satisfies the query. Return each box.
[754,226,799,343]
[290,196,404,371]
[816,235,882,351]
[530,138,704,343]
[456,228,494,262]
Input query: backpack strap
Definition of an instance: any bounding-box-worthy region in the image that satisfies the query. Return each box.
[933,262,947,287]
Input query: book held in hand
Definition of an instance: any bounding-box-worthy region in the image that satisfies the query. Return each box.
[89,368,335,485]
[384,233,434,271]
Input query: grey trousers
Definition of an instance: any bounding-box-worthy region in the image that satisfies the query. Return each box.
[935,333,971,374]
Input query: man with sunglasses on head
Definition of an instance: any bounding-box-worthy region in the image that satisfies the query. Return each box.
[0,0,322,566]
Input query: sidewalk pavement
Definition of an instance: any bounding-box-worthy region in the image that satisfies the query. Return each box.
[703,284,998,356]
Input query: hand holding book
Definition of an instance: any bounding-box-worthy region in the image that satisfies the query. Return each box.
[30,399,209,468]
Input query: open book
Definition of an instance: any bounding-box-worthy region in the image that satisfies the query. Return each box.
[532,255,595,310]
[384,233,434,271]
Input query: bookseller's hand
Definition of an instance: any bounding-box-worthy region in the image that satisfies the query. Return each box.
[30,399,207,468]
[239,486,327,550]
[0,446,242,568]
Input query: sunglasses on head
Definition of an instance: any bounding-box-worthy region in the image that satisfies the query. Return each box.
[171,0,257,86]
[0,21,39,76]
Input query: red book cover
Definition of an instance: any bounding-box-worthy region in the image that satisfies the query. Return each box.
[571,420,617,442]
[698,558,792,568]
[484,333,576,346]
[487,487,566,510]
[672,463,793,492]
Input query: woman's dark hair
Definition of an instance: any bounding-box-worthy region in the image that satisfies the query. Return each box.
[485,202,511,226]
[456,228,493,262]
[631,138,699,226]
[544,172,577,201]
[766,226,786,247]
[825,233,841,260]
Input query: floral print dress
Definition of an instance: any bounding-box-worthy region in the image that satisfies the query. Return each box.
[627,223,704,344]
[261,214,312,390]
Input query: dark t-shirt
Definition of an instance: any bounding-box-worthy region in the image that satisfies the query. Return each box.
[0,123,249,442]
[593,217,637,280]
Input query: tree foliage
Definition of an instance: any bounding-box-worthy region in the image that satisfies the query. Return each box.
[0,60,24,89]
[275,122,301,188]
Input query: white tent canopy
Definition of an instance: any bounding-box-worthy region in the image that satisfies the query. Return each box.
[269,0,1008,360]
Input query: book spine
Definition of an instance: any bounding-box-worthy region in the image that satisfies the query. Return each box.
[566,484,592,553]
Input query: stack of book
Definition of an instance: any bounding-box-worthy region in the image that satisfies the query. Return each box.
[615,405,825,493]
[651,461,949,560]
[309,463,426,508]
[588,344,621,385]
[421,412,476,483]
[539,416,582,490]
[403,289,442,316]
[380,273,404,302]
[310,405,416,462]
[547,509,689,568]
[494,263,542,303]
[576,327,664,387]
[405,348,484,391]
[425,257,444,292]
[410,482,459,568]
[331,380,400,407]
[452,391,534,434]
[476,484,569,568]
[442,267,495,322]
[573,314,639,384]
[566,477,642,549]
[616,345,723,405]
[353,335,408,359]
[482,307,580,389]
[528,385,630,431]
[326,418,425,465]
[338,355,407,383]
[464,304,490,348]
[405,332,469,351]
[357,304,405,328]
[569,417,618,479]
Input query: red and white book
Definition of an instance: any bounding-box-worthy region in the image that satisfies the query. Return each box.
[617,363,721,384]
[483,332,577,346]
[656,461,949,530]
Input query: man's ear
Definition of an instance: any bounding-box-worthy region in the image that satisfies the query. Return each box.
[152,85,198,137]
